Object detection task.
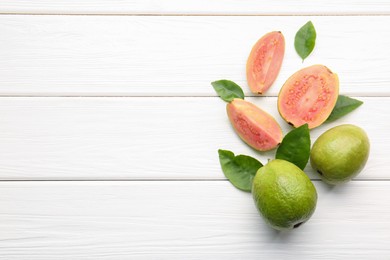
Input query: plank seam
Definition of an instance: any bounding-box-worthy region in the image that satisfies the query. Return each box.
[0,179,388,182]
[0,95,386,98]
[0,13,390,17]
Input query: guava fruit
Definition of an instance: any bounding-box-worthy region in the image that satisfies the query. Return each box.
[252,159,317,230]
[227,98,283,151]
[310,124,370,185]
[278,65,339,129]
[246,31,285,94]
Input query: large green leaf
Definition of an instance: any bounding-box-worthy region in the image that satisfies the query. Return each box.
[326,95,363,122]
[294,21,317,61]
[218,149,263,192]
[275,124,310,170]
[212,80,245,102]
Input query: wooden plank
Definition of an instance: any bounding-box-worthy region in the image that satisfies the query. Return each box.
[1,0,390,15]
[0,97,386,180]
[0,15,389,96]
[0,180,389,259]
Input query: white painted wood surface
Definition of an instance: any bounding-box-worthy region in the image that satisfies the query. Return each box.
[1,16,389,96]
[1,0,390,15]
[0,1,389,258]
[0,97,386,180]
[0,181,389,259]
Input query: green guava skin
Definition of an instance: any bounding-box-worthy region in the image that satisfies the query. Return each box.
[252,159,317,231]
[310,124,370,185]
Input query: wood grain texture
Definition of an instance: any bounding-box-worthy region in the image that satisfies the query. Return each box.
[0,97,386,180]
[0,181,389,259]
[1,0,390,15]
[0,15,389,96]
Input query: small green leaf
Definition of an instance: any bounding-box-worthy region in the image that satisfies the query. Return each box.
[294,21,317,61]
[218,149,263,192]
[212,80,245,102]
[326,95,363,122]
[275,124,310,170]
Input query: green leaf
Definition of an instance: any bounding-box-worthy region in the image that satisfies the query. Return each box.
[212,80,245,102]
[275,124,310,170]
[326,95,364,122]
[294,21,317,61]
[218,149,263,192]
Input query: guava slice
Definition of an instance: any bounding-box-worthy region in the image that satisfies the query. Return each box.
[246,31,285,94]
[278,65,339,129]
[227,98,283,151]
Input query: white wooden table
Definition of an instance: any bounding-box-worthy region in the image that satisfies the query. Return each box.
[0,1,389,259]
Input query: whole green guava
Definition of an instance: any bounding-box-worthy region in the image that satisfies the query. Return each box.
[252,159,317,231]
[310,124,370,185]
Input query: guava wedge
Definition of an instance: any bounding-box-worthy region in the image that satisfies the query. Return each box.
[227,98,283,151]
[278,65,339,129]
[246,31,285,94]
